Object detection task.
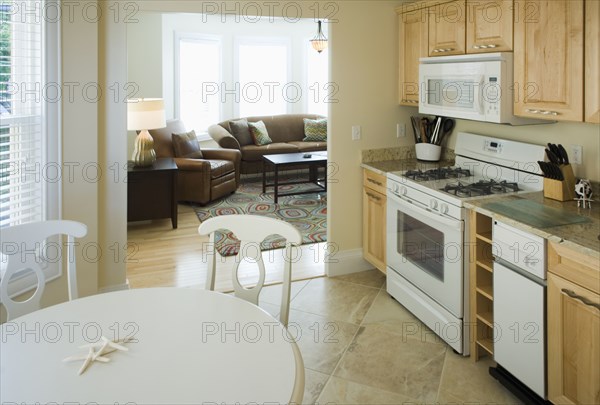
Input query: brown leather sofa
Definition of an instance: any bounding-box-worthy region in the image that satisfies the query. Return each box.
[208,114,326,174]
[149,119,241,205]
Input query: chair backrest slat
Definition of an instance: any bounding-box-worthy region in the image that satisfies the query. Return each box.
[198,215,302,326]
[0,220,87,320]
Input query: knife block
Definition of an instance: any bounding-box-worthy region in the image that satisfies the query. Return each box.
[543,164,576,201]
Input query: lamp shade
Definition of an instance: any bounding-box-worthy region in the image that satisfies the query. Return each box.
[127,98,166,130]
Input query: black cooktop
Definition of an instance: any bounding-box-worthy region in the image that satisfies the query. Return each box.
[403,167,472,182]
[441,180,520,197]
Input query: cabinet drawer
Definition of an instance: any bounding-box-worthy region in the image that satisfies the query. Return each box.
[548,241,600,295]
[363,169,387,194]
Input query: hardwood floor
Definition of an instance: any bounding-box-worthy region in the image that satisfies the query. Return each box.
[126,203,326,291]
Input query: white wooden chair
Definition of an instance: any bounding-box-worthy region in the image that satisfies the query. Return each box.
[198,215,302,327]
[0,220,87,320]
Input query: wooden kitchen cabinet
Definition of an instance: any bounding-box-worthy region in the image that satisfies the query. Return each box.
[398,7,429,105]
[585,0,600,123]
[468,210,495,361]
[429,0,466,56]
[466,0,513,53]
[362,169,387,273]
[547,241,600,404]
[513,0,584,122]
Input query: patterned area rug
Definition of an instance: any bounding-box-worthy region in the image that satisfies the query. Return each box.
[194,177,327,256]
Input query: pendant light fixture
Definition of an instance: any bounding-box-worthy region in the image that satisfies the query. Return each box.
[310,20,328,53]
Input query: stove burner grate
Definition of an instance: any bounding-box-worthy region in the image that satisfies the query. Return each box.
[442,180,520,197]
[403,167,472,182]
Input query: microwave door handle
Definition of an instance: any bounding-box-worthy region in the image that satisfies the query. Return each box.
[475,77,485,113]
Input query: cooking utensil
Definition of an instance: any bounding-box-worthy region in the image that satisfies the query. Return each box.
[545,148,560,164]
[435,118,454,145]
[411,116,421,143]
[557,144,569,164]
[419,119,428,143]
[430,117,442,144]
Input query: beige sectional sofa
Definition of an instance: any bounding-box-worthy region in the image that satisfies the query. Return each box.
[208,114,326,174]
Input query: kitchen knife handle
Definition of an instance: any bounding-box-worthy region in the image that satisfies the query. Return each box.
[557,144,569,164]
[545,148,559,164]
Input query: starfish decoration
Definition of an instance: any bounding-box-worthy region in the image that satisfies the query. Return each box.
[63,336,131,375]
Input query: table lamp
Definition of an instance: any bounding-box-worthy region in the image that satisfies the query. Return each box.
[127,98,166,167]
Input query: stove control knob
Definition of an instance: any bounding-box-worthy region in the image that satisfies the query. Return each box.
[440,203,449,214]
[430,199,439,210]
[392,183,400,193]
[400,186,408,196]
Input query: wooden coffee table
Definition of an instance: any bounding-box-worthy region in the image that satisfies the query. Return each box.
[262,152,327,203]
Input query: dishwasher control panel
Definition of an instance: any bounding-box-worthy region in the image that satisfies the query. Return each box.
[492,221,546,280]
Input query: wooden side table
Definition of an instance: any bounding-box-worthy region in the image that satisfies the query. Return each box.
[127,158,178,229]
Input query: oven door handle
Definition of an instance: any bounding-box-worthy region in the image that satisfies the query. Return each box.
[389,193,463,231]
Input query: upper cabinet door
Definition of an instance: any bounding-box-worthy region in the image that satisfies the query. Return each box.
[585,0,600,123]
[399,9,428,105]
[514,0,584,122]
[429,1,466,56]
[466,0,513,53]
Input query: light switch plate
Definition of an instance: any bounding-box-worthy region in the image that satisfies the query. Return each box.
[352,126,361,141]
[397,123,406,138]
[570,144,583,164]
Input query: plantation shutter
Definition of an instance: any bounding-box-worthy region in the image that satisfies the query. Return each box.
[0,0,45,228]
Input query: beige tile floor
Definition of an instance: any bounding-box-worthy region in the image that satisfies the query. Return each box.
[257,269,522,405]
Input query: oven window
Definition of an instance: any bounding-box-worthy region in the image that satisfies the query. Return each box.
[397,210,445,281]
[427,78,475,109]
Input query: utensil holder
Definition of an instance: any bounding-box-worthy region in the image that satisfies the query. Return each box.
[415,143,442,162]
[543,164,576,201]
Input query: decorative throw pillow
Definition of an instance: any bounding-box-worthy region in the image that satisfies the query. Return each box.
[303,118,327,142]
[172,130,203,158]
[228,118,253,146]
[248,120,273,146]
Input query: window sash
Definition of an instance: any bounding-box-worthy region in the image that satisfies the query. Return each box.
[0,0,61,298]
[174,33,222,138]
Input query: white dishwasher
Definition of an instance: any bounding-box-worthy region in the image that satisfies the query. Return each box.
[492,221,546,401]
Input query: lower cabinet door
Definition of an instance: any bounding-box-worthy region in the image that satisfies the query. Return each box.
[362,187,386,273]
[548,273,600,405]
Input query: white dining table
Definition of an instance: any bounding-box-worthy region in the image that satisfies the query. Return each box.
[0,288,302,404]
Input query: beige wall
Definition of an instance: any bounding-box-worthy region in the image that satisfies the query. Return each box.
[50,0,599,306]
[124,1,406,266]
[126,12,163,154]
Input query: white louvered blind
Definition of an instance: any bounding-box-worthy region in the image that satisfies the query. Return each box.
[0,0,45,228]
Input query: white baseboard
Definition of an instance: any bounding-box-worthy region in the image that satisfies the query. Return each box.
[98,279,130,294]
[325,248,374,277]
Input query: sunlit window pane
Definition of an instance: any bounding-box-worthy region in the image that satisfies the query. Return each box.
[237,41,289,117]
[178,38,221,133]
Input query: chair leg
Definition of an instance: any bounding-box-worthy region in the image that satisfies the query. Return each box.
[205,233,216,291]
[280,244,293,327]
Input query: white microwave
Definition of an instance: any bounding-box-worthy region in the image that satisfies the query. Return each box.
[419,52,544,125]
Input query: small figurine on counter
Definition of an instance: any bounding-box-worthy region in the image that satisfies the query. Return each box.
[574,179,593,208]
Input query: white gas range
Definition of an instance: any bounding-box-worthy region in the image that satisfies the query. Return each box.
[385,132,546,354]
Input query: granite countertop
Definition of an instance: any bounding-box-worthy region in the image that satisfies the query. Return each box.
[465,192,600,258]
[362,159,600,258]
[360,159,455,176]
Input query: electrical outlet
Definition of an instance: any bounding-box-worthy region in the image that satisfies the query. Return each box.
[570,144,583,164]
[352,126,361,141]
[397,123,406,138]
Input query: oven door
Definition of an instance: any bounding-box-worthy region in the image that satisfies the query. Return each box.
[386,193,464,317]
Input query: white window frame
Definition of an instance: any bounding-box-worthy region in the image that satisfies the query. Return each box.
[174,32,222,141]
[233,36,292,118]
[0,0,61,298]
